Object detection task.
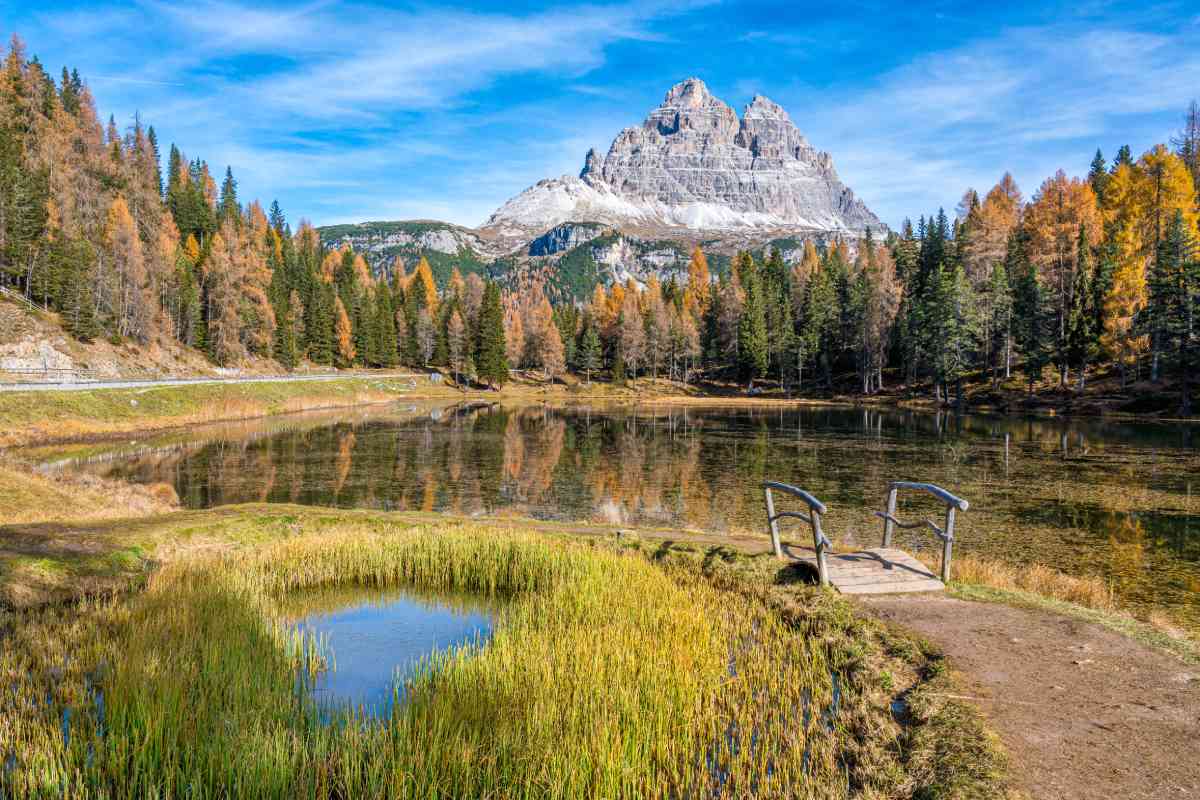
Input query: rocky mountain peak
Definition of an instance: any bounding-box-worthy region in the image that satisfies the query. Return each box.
[580,147,602,180]
[483,78,882,244]
[743,94,788,119]
[662,77,713,105]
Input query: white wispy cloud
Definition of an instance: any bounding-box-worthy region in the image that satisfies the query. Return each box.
[20,0,709,226]
[792,23,1200,226]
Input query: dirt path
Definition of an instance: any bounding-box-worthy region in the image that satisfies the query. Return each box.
[864,595,1200,799]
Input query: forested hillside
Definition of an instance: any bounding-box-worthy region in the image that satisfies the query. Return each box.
[3,33,1200,411]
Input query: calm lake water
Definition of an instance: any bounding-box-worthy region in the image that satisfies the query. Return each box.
[33,401,1200,629]
[282,584,496,718]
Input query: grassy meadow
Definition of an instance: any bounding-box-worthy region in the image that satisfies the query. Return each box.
[0,375,451,448]
[0,512,1013,799]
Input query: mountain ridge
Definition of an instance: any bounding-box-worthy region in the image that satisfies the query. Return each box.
[320,78,882,298]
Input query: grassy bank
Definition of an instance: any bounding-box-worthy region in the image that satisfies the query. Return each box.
[0,512,1012,799]
[0,375,459,448]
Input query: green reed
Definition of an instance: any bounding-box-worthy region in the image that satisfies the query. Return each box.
[0,520,969,798]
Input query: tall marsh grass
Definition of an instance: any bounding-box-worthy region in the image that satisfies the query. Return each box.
[0,523,932,799]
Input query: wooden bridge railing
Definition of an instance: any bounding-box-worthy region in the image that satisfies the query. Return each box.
[763,480,970,587]
[762,481,831,585]
[876,482,969,582]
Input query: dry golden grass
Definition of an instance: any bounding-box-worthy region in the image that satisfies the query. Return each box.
[0,459,178,525]
[0,379,426,448]
[942,553,1117,611]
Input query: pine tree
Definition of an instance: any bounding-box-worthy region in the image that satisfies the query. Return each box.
[578,321,602,383]
[1065,225,1096,390]
[374,282,399,367]
[737,255,768,385]
[217,166,239,224]
[1155,210,1199,410]
[474,281,508,389]
[1088,149,1109,204]
[983,258,1013,388]
[1013,259,1051,394]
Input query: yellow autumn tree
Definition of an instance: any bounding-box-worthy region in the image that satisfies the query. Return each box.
[1100,163,1147,384]
[965,173,1023,284]
[352,253,373,289]
[1024,170,1101,357]
[183,234,201,265]
[414,256,438,310]
[683,245,710,319]
[319,249,341,284]
[101,195,152,341]
[334,296,355,367]
[447,266,466,301]
[1136,145,1198,251]
[204,231,244,366]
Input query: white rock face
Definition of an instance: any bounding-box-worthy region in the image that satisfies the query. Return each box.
[327,225,484,257]
[482,78,881,241]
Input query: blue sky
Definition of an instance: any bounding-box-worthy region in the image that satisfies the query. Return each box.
[5,0,1200,229]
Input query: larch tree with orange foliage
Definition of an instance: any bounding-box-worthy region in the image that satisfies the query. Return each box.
[333,296,355,367]
[683,245,710,320]
[1023,170,1101,385]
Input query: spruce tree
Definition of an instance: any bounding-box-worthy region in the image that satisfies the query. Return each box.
[1112,145,1134,171]
[1087,149,1109,204]
[374,282,399,367]
[268,200,286,233]
[147,126,162,197]
[984,259,1012,387]
[578,322,602,383]
[737,257,769,385]
[474,281,509,389]
[217,166,239,224]
[1065,226,1096,390]
[1156,210,1199,410]
[1013,260,1051,395]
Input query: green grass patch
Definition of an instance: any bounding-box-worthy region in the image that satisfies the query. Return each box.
[0,514,1014,798]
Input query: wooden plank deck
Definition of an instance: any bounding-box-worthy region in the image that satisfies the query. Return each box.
[791,546,945,595]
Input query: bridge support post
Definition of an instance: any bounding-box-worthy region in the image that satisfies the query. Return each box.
[941,506,956,583]
[811,511,830,587]
[882,486,898,548]
[764,486,783,559]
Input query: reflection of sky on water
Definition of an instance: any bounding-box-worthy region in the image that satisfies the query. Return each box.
[288,586,495,719]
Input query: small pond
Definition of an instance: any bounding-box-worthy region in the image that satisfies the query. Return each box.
[281,584,498,718]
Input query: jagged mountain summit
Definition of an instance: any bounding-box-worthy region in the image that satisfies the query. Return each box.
[480,78,882,245]
[320,78,885,301]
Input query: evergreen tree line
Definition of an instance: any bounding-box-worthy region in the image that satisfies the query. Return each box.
[539,125,1200,412]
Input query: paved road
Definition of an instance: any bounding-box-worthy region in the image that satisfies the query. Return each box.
[0,372,425,392]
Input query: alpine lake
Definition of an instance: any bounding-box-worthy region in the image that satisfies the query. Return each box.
[27,399,1200,639]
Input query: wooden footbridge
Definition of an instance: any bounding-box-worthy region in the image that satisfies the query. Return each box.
[762,481,968,595]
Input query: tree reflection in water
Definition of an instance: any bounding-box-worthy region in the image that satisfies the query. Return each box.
[45,403,1200,628]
